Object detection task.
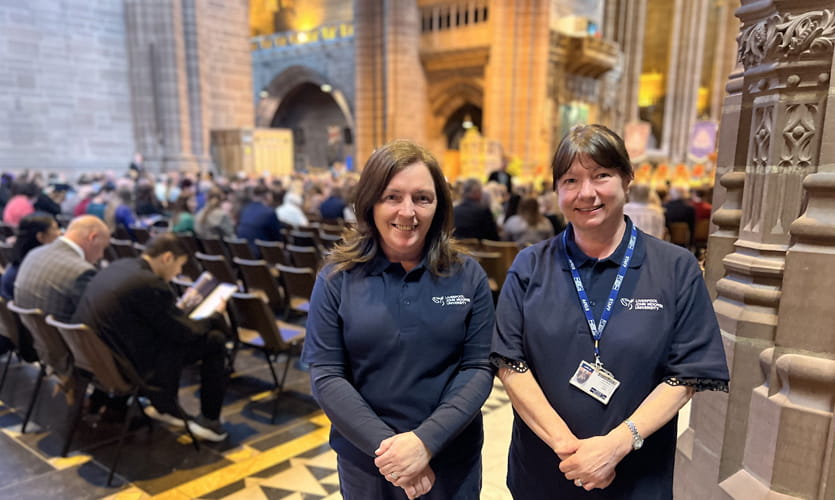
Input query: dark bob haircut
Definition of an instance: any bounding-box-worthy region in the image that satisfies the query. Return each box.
[551,124,634,189]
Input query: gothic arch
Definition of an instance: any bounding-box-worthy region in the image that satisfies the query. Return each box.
[256,65,354,129]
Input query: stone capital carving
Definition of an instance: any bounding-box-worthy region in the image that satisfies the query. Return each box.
[737,9,835,69]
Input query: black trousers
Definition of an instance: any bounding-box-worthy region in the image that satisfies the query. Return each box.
[148,329,227,420]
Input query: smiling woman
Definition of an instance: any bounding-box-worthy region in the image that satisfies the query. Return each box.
[302,139,496,500]
[491,124,729,499]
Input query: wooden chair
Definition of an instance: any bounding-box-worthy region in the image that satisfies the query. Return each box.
[287,230,317,248]
[195,252,239,288]
[46,316,198,484]
[457,238,482,252]
[317,233,341,251]
[286,244,320,270]
[470,250,504,294]
[693,218,710,257]
[6,302,72,434]
[225,237,256,260]
[0,297,37,393]
[175,232,201,255]
[234,258,285,314]
[668,222,692,248]
[319,223,344,236]
[229,293,305,423]
[110,238,138,259]
[256,240,291,267]
[197,236,228,258]
[130,226,151,244]
[275,264,315,318]
[481,240,519,280]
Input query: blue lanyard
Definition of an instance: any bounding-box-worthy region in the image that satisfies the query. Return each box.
[562,224,637,367]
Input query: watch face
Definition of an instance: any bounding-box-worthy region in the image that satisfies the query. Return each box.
[634,437,644,450]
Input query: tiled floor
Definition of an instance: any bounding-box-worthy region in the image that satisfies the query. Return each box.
[0,348,690,500]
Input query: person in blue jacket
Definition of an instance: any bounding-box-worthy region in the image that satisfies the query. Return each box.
[492,124,729,499]
[302,139,495,499]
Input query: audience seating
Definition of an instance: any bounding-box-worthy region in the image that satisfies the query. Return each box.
[225,237,256,260]
[275,264,315,318]
[457,238,482,252]
[481,240,520,276]
[470,250,504,294]
[110,238,138,259]
[229,293,305,423]
[668,222,692,248]
[195,252,239,288]
[6,302,72,434]
[286,230,317,248]
[45,316,198,485]
[233,258,286,314]
[286,245,319,270]
[255,240,291,268]
[318,223,344,236]
[0,241,13,268]
[130,226,151,244]
[197,237,228,258]
[0,297,35,393]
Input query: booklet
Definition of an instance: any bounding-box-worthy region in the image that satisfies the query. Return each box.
[177,271,238,320]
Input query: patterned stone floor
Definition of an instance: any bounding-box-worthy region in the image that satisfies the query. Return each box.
[0,348,689,500]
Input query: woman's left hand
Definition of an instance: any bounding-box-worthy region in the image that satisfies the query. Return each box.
[374,431,432,484]
[558,430,631,490]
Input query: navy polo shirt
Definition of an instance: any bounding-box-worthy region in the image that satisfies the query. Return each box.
[492,218,729,499]
[303,253,495,474]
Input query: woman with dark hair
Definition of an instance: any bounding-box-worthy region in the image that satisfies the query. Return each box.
[492,124,729,499]
[1,213,61,300]
[169,194,196,234]
[302,139,495,499]
[503,196,555,245]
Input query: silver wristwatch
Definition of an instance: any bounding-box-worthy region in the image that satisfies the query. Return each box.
[625,420,643,450]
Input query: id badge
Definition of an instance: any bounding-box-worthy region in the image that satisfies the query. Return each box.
[569,360,621,405]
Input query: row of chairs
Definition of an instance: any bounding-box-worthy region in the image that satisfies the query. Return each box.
[457,239,522,294]
[0,289,305,485]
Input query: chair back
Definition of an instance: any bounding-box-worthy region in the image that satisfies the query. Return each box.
[45,316,134,395]
[286,245,320,270]
[470,250,504,292]
[668,222,691,247]
[131,226,151,244]
[195,252,239,287]
[481,239,520,272]
[693,219,710,244]
[319,223,344,236]
[256,239,290,267]
[276,264,315,304]
[225,237,256,260]
[457,238,482,251]
[198,236,228,257]
[231,293,303,352]
[7,301,72,376]
[317,233,341,251]
[287,231,317,248]
[234,258,285,313]
[110,238,138,259]
[0,224,15,240]
[175,233,201,254]
[0,296,22,348]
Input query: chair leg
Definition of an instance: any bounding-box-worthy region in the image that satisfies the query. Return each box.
[178,405,200,451]
[277,353,292,393]
[21,364,45,433]
[61,378,89,457]
[0,348,14,394]
[107,393,139,486]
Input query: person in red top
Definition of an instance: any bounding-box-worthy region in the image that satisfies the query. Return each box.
[690,189,712,222]
[2,181,39,227]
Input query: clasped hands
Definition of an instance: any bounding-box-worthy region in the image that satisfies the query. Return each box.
[554,428,631,491]
[374,431,434,499]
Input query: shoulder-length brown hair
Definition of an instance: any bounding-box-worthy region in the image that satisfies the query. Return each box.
[551,124,634,189]
[327,139,461,276]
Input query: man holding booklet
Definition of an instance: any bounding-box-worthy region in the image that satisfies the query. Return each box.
[74,233,233,441]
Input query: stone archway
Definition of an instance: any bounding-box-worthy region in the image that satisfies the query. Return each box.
[257,65,355,170]
[425,78,485,167]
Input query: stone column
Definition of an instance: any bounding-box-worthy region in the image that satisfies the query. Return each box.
[483,0,551,169]
[663,0,710,162]
[676,1,835,498]
[353,0,385,165]
[603,0,647,131]
[124,0,252,173]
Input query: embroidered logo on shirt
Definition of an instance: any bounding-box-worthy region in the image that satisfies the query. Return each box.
[620,298,664,311]
[432,294,471,306]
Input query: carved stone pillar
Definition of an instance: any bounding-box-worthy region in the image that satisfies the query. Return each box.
[353,0,385,165]
[676,2,835,498]
[603,0,646,130]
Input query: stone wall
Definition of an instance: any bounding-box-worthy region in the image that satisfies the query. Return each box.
[0,1,134,174]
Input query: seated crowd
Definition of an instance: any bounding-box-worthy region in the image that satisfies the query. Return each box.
[0,161,712,447]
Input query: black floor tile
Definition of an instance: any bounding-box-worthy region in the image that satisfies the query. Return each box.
[0,460,125,499]
[249,420,322,453]
[200,478,247,499]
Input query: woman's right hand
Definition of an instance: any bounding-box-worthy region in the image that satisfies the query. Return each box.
[400,466,435,499]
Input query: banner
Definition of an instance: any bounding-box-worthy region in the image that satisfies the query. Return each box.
[688,121,718,161]
[624,121,651,162]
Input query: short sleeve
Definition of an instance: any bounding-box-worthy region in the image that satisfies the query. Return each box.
[664,256,729,392]
[491,253,531,372]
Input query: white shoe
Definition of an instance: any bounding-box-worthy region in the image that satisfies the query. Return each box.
[144,405,188,428]
[188,416,229,442]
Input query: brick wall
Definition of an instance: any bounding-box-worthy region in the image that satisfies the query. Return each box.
[0,1,134,174]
